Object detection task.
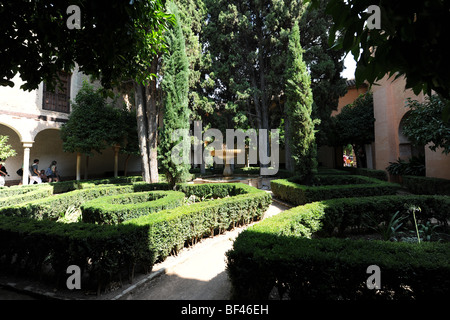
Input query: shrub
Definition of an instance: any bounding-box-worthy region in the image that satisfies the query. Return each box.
[0,176,145,208]
[227,233,450,300]
[317,167,351,175]
[0,182,271,293]
[402,175,450,195]
[339,167,388,181]
[0,182,170,220]
[125,183,272,263]
[81,190,186,224]
[226,194,450,299]
[271,175,399,206]
[386,156,426,177]
[0,184,53,208]
[0,215,152,294]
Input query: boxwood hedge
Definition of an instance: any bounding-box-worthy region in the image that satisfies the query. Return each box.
[226,194,450,300]
[271,174,400,206]
[402,175,450,195]
[124,183,272,262]
[0,181,170,220]
[0,182,271,293]
[81,190,186,224]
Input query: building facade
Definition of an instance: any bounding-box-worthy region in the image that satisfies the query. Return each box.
[0,68,141,186]
[372,75,450,180]
[319,76,450,180]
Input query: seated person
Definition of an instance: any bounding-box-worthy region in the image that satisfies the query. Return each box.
[39,170,48,183]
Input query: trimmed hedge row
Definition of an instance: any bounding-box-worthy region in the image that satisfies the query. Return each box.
[0,184,54,208]
[81,190,186,224]
[271,175,400,206]
[402,175,450,195]
[226,195,450,299]
[0,176,147,209]
[124,183,272,263]
[0,215,152,294]
[0,182,271,293]
[242,195,449,238]
[339,167,388,181]
[0,182,170,220]
[227,234,450,300]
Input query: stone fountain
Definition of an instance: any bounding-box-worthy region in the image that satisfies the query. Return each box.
[210,148,242,177]
[192,147,262,188]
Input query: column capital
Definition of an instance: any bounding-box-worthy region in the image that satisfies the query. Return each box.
[22,141,34,148]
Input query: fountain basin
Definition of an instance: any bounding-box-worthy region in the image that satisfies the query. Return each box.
[210,148,243,177]
[192,174,262,188]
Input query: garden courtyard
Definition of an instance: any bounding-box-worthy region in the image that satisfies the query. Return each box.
[1,0,450,304]
[0,167,449,300]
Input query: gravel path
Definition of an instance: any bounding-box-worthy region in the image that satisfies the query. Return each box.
[115,198,290,300]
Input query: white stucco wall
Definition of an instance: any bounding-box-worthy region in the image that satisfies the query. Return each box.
[0,69,141,185]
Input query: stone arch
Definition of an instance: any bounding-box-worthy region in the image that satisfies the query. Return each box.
[0,121,23,142]
[32,128,77,180]
[0,122,24,185]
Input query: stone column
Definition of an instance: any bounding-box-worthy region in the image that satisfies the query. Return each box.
[76,152,81,181]
[113,145,120,178]
[22,142,33,185]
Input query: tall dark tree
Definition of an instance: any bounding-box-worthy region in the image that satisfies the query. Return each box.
[299,0,347,147]
[158,2,191,188]
[284,22,317,180]
[203,0,304,132]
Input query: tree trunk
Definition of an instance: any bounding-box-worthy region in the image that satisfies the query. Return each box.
[124,154,130,177]
[134,81,151,183]
[84,155,89,180]
[145,58,160,183]
[76,152,81,181]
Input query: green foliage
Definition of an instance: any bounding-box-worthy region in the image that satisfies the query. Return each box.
[158,2,191,188]
[402,95,450,154]
[0,185,53,208]
[401,175,450,196]
[386,156,426,177]
[300,0,348,147]
[172,0,214,119]
[332,92,375,147]
[81,190,186,224]
[271,175,399,206]
[339,167,388,181]
[363,211,406,241]
[0,215,153,292]
[60,81,128,156]
[284,22,318,179]
[311,0,450,119]
[0,135,17,160]
[227,233,450,300]
[0,0,171,91]
[227,194,450,299]
[0,181,270,293]
[125,183,271,262]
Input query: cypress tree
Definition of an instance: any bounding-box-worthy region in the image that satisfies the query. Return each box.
[158,2,191,189]
[284,22,318,182]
